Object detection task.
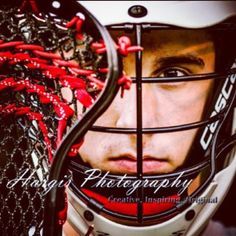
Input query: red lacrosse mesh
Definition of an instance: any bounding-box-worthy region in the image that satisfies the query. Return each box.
[0,17,138,158]
[0,1,142,234]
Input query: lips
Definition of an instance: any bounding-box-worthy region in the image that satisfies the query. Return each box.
[108,154,168,174]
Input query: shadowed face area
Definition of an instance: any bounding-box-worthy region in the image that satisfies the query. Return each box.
[79,30,215,174]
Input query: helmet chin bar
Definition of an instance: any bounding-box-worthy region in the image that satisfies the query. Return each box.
[68,182,218,236]
[69,23,236,225]
[68,148,236,236]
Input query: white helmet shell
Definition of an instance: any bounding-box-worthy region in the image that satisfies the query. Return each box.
[79,1,236,28]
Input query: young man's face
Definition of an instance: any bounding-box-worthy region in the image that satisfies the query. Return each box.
[79,30,215,175]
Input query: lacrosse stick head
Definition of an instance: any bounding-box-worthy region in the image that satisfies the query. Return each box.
[0,0,120,235]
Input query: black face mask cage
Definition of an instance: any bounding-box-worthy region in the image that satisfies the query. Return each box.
[69,22,236,225]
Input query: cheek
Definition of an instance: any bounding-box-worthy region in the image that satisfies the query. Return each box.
[148,129,198,172]
[79,132,132,167]
[156,80,213,125]
[93,90,128,127]
[79,132,108,164]
[181,80,213,120]
[169,130,197,168]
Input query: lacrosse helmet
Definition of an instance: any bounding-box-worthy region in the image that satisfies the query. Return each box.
[66,1,236,236]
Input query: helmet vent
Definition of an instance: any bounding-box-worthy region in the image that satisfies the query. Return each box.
[84,210,94,222]
[185,209,195,221]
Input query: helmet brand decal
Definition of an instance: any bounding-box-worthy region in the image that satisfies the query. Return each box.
[200,73,236,150]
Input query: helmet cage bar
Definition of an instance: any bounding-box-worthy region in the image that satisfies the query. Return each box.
[108,22,236,31]
[70,131,235,183]
[132,70,236,83]
[90,109,225,134]
[135,24,143,223]
[72,131,236,184]
[70,22,236,224]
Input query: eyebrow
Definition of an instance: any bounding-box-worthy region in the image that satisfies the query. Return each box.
[156,54,205,68]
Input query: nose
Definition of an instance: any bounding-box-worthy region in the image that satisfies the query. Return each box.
[115,85,137,128]
[142,84,159,128]
[115,84,158,129]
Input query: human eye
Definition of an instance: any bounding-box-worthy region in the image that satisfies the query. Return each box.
[154,67,189,89]
[157,68,188,78]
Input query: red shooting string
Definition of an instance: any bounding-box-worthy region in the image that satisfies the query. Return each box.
[0,45,95,106]
[66,16,85,40]
[118,73,133,98]
[91,36,143,97]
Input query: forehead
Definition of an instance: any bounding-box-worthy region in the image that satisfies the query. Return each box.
[110,30,215,76]
[110,29,214,50]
